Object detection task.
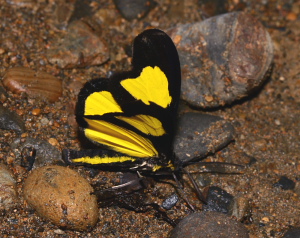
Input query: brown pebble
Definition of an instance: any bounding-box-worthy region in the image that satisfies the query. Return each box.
[31,108,41,116]
[47,20,109,68]
[2,67,62,103]
[48,138,60,147]
[23,165,98,231]
[286,12,297,21]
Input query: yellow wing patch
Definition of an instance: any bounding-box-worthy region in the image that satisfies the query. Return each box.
[72,155,136,165]
[84,118,158,157]
[116,114,165,136]
[120,66,172,108]
[85,91,123,115]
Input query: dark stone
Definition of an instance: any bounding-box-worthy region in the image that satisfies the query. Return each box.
[162,193,179,210]
[198,0,229,17]
[169,211,249,238]
[273,176,295,190]
[203,186,234,214]
[11,137,62,168]
[113,0,155,21]
[282,228,300,238]
[0,105,25,133]
[173,112,234,164]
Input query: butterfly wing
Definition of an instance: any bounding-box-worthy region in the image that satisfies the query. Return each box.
[64,29,181,171]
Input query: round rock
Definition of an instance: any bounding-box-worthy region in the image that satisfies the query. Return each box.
[167,12,273,108]
[23,165,98,231]
[169,211,249,238]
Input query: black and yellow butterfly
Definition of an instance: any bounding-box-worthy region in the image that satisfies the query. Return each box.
[63,29,181,173]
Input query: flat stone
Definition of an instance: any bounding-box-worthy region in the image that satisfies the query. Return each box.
[169,211,249,238]
[173,112,234,164]
[0,104,25,133]
[47,20,109,68]
[11,137,62,168]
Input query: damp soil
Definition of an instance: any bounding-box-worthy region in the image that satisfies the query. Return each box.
[0,0,299,237]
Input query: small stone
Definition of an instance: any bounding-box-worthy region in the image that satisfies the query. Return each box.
[203,186,234,214]
[167,12,273,108]
[0,105,26,133]
[286,12,297,21]
[11,137,62,168]
[0,164,18,210]
[173,112,234,163]
[23,165,98,231]
[31,108,41,116]
[47,20,109,68]
[231,195,252,223]
[162,193,179,210]
[273,176,295,190]
[169,211,249,238]
[113,0,155,21]
[198,0,230,17]
[2,67,62,103]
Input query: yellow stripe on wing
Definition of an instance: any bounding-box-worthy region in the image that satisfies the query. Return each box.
[84,118,158,158]
[72,155,136,165]
[116,114,165,136]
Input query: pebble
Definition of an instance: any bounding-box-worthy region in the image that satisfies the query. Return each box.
[0,104,26,133]
[47,20,109,68]
[0,164,19,210]
[162,193,179,210]
[169,211,249,238]
[11,137,62,168]
[203,186,234,214]
[167,12,274,108]
[173,112,234,164]
[2,67,62,103]
[231,195,252,223]
[23,165,98,231]
[198,0,229,17]
[282,228,300,238]
[113,0,155,21]
[273,176,295,190]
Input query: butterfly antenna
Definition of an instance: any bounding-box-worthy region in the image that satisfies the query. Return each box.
[172,172,195,212]
[182,168,207,204]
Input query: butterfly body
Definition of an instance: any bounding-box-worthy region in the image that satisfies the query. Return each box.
[63,29,181,173]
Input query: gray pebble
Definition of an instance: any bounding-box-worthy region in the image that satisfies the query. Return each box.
[162,193,179,210]
[113,0,154,21]
[273,176,296,190]
[11,137,62,168]
[0,164,18,210]
[169,211,249,238]
[282,228,300,238]
[0,104,25,133]
[174,112,234,164]
[203,186,234,214]
[23,165,98,231]
[167,12,273,108]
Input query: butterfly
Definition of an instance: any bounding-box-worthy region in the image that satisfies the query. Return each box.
[62,29,181,173]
